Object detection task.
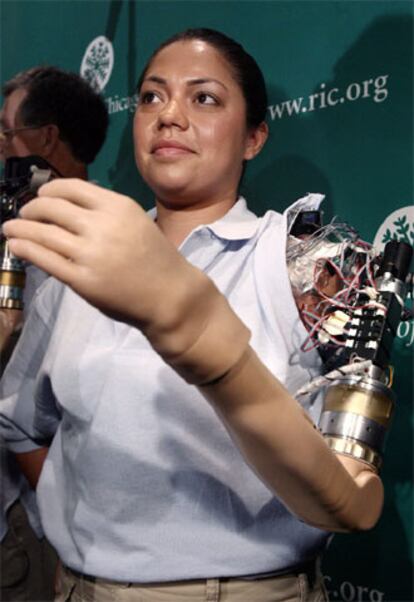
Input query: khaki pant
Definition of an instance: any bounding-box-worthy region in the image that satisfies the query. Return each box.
[56,563,329,602]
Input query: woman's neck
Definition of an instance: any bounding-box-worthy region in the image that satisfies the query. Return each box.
[155,196,237,247]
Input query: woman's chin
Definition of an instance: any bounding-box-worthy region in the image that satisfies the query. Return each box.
[151,181,199,207]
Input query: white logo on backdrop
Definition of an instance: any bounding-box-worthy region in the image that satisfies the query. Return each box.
[374,205,414,347]
[373,205,414,253]
[80,36,114,92]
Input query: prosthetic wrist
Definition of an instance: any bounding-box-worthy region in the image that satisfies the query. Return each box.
[144,262,251,385]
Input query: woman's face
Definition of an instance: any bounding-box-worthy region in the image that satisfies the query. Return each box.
[134,39,263,208]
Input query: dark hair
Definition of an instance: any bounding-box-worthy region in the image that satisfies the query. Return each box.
[3,66,109,164]
[137,28,268,129]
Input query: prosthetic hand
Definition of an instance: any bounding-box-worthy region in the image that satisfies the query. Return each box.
[3,179,249,384]
[3,178,384,532]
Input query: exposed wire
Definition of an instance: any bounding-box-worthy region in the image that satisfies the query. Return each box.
[295,359,372,398]
[287,218,380,357]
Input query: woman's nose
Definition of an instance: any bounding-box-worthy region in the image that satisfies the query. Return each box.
[157,98,189,130]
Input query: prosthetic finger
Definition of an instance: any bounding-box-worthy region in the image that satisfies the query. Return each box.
[19,196,91,234]
[5,219,79,259]
[37,178,108,209]
[7,237,79,285]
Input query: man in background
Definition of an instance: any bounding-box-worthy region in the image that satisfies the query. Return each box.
[0,65,109,352]
[0,65,108,601]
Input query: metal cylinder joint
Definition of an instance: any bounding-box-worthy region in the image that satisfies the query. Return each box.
[318,375,395,470]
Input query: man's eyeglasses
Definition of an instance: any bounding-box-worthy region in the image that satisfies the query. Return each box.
[0,124,47,141]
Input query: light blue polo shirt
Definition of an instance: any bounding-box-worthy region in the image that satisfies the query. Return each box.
[0,195,330,581]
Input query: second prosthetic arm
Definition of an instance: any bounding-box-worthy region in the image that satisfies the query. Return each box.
[3,179,385,532]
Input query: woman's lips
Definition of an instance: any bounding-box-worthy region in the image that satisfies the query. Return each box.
[152,140,195,156]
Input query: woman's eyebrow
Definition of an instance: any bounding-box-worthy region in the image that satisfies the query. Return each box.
[187,78,228,91]
[143,75,167,86]
[143,75,228,91]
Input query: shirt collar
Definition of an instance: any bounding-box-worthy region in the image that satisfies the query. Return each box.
[148,197,261,242]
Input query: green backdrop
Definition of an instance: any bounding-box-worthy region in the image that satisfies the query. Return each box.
[1,2,413,600]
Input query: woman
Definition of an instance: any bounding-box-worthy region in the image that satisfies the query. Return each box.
[1,29,382,602]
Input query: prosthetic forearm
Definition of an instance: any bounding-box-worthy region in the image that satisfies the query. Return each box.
[3,179,384,532]
[137,251,384,532]
[143,269,383,531]
[201,347,383,531]
[122,267,384,532]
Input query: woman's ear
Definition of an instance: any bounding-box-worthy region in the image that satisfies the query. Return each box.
[244,121,269,161]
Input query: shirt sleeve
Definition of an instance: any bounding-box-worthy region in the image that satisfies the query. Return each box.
[0,279,64,453]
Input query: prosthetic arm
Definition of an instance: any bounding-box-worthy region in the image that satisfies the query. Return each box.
[3,179,409,532]
[0,157,53,352]
[287,213,412,473]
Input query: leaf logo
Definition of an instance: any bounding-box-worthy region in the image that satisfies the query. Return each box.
[373,206,414,253]
[374,206,414,349]
[80,36,114,93]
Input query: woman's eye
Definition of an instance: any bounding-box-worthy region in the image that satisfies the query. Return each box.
[195,92,218,105]
[139,91,161,104]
